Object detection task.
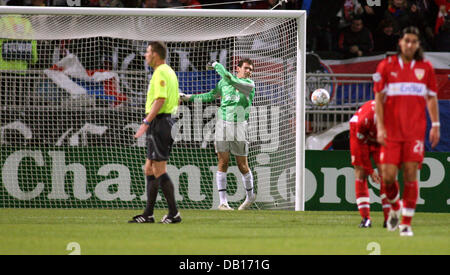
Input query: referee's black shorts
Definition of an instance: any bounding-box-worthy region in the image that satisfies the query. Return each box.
[146,113,176,161]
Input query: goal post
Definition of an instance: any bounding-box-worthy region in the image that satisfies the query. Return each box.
[296,12,306,211]
[0,7,306,211]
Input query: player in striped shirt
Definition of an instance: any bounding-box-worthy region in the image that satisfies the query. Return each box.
[374,27,440,236]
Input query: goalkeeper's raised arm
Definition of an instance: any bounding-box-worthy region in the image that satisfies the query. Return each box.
[180,59,255,123]
[210,61,255,98]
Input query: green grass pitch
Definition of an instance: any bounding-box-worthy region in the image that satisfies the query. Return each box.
[0,209,448,255]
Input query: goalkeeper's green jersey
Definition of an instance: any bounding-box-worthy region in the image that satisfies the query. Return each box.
[189,62,255,122]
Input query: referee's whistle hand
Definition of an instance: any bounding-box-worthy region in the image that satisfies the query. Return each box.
[134,124,148,139]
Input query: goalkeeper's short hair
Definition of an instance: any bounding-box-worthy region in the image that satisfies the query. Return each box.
[238,58,254,68]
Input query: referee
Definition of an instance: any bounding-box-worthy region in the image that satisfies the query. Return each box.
[129,41,181,224]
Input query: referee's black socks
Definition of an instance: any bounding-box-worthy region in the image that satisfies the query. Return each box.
[143,175,157,217]
[157,173,179,218]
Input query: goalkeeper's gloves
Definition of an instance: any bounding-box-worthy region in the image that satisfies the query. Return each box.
[179,92,191,102]
[206,61,218,70]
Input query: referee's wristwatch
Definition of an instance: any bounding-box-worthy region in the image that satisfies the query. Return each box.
[143,118,151,126]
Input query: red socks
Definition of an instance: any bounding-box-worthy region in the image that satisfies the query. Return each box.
[385,180,401,211]
[355,179,370,219]
[379,180,390,222]
[385,180,418,226]
[401,181,418,226]
[356,178,418,225]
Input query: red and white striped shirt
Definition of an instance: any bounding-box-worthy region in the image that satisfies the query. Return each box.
[373,55,438,141]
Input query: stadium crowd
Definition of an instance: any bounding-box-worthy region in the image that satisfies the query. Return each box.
[1,0,449,54]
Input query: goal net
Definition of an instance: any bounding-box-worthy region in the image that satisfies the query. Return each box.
[0,7,305,210]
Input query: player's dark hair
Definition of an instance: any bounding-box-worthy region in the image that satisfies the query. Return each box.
[397,26,424,61]
[238,58,254,69]
[149,41,167,60]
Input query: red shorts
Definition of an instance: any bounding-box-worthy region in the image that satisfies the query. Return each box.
[350,125,380,169]
[380,139,425,168]
[350,142,380,166]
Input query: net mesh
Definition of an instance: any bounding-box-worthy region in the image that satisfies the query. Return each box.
[0,10,300,210]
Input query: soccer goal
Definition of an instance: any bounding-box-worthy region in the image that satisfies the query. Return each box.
[0,7,306,211]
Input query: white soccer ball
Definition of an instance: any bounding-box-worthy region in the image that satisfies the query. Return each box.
[311,88,330,106]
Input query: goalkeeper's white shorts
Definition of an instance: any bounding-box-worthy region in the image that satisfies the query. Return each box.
[214,119,249,157]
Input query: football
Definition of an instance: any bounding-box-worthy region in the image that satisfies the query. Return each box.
[311,88,330,106]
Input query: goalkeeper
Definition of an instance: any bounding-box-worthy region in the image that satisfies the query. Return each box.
[180,59,256,210]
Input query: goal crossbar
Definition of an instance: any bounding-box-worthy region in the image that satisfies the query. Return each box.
[0,6,305,19]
